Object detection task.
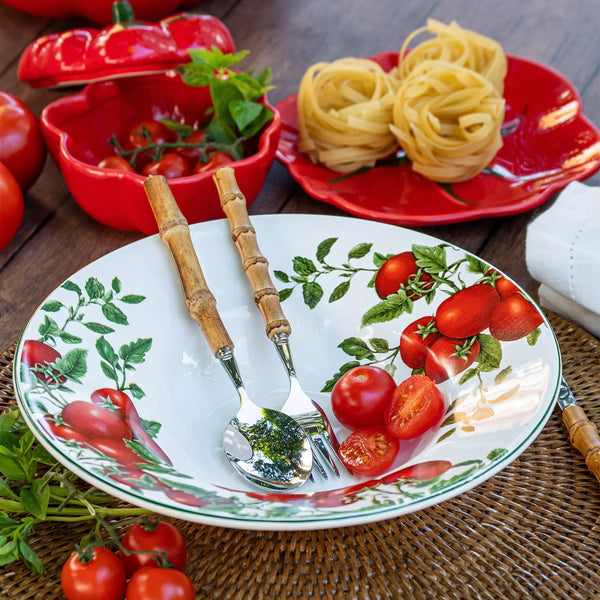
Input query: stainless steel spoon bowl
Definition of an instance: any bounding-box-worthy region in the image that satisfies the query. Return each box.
[144,175,312,490]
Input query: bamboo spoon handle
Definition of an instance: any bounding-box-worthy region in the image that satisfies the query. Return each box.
[562,404,600,484]
[213,166,291,340]
[143,175,233,355]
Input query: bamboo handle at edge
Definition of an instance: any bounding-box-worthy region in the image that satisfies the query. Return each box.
[562,404,600,484]
[213,166,291,339]
[143,175,233,355]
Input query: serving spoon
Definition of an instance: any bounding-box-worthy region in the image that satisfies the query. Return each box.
[143,175,312,490]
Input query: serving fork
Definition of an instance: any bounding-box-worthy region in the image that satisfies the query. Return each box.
[213,166,344,479]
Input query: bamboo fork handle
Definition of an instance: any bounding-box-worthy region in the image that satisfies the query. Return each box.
[143,175,233,355]
[213,166,291,340]
[562,405,600,483]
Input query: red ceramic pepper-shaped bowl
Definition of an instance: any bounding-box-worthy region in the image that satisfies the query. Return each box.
[40,72,281,234]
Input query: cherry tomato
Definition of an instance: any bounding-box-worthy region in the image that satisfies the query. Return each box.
[125,566,195,600]
[128,120,173,149]
[0,92,46,190]
[399,316,440,370]
[142,153,192,179]
[488,292,544,341]
[44,415,88,443]
[374,251,432,299]
[338,426,399,475]
[424,337,480,384]
[384,374,445,439]
[61,401,132,441]
[20,339,64,384]
[193,151,233,174]
[61,546,126,600]
[331,365,396,429]
[0,162,23,251]
[97,156,136,172]
[88,438,146,466]
[121,521,186,576]
[174,129,207,162]
[435,284,500,338]
[90,388,140,422]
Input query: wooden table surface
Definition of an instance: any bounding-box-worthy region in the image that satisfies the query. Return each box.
[0,0,599,351]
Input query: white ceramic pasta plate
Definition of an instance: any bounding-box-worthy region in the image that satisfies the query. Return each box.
[14,215,561,530]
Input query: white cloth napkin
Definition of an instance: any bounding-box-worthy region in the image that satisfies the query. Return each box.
[525,180,600,338]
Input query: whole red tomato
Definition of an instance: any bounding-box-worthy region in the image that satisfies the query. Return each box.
[142,153,192,179]
[435,284,500,338]
[61,546,126,600]
[374,251,432,299]
[61,401,132,441]
[97,156,136,172]
[385,374,445,439]
[20,339,63,384]
[338,426,399,476]
[488,292,544,341]
[331,365,396,429]
[121,521,186,576]
[193,151,233,174]
[0,92,46,190]
[0,162,23,251]
[128,120,173,150]
[424,337,480,384]
[174,130,207,162]
[125,566,195,600]
[399,316,440,370]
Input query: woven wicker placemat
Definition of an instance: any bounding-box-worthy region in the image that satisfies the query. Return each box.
[1,311,599,599]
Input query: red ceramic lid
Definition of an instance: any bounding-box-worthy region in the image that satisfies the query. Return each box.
[17,1,235,88]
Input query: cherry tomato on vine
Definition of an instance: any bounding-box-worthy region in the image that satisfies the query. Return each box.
[0,91,46,190]
[0,161,23,251]
[61,546,126,600]
[331,365,396,429]
[142,153,192,178]
[125,566,195,600]
[61,401,132,441]
[174,129,207,162]
[374,251,432,299]
[193,151,233,174]
[488,293,544,341]
[128,120,173,149]
[121,520,187,576]
[338,426,399,475]
[97,156,136,172]
[20,339,64,384]
[399,316,440,370]
[424,337,480,384]
[435,284,500,338]
[384,374,445,440]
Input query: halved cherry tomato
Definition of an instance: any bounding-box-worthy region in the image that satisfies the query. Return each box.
[121,521,186,576]
[331,365,396,429]
[0,92,46,190]
[425,336,480,383]
[489,292,544,341]
[97,156,136,172]
[125,566,195,600]
[384,374,445,439]
[374,251,432,299]
[338,426,399,475]
[0,162,24,251]
[142,153,192,179]
[435,284,500,338]
[128,120,173,149]
[61,546,126,600]
[20,339,64,384]
[399,316,440,370]
[193,150,233,174]
[61,401,132,441]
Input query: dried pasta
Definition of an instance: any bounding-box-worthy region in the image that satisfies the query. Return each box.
[398,19,507,95]
[390,59,505,182]
[297,57,399,172]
